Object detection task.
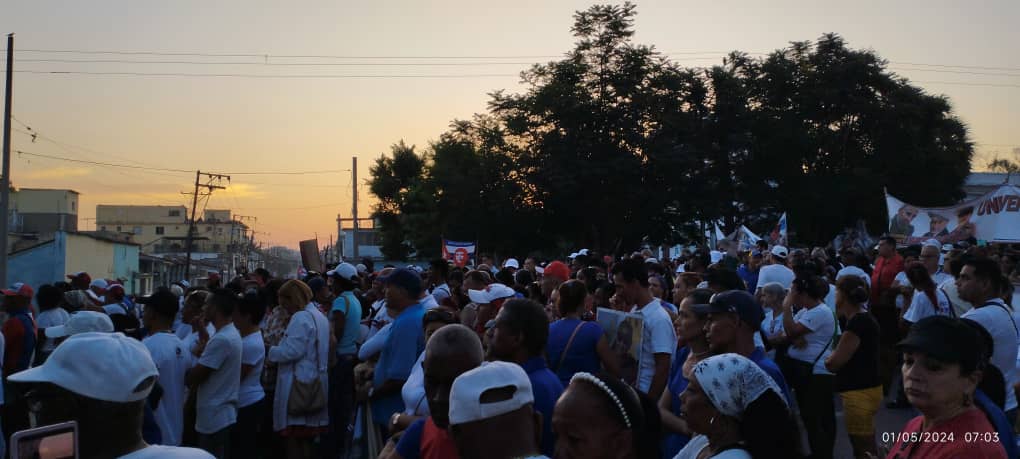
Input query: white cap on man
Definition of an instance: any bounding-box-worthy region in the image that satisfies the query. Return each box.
[45,311,115,338]
[771,245,789,259]
[327,262,358,281]
[503,258,520,269]
[449,361,534,426]
[467,283,517,304]
[10,332,159,403]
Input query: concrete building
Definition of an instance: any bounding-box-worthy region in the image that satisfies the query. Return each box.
[964,172,1020,200]
[10,188,79,234]
[342,224,383,261]
[7,231,140,293]
[96,205,248,254]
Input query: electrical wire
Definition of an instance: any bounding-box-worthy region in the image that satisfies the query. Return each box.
[15,150,196,173]
[15,70,520,79]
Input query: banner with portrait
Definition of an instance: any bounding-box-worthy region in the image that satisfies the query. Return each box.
[596,308,644,386]
[441,239,476,267]
[886,185,1020,244]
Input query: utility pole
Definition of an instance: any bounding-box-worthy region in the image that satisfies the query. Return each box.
[183,170,229,280]
[352,156,359,259]
[0,34,13,285]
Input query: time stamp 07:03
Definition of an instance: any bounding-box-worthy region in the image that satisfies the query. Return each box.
[881,431,1000,445]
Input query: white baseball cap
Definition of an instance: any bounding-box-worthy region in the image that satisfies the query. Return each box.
[770,245,789,259]
[356,264,368,274]
[645,257,659,264]
[503,258,520,269]
[710,250,723,264]
[327,262,358,280]
[468,283,516,304]
[577,249,590,256]
[10,332,159,403]
[449,361,534,426]
[923,239,941,248]
[45,311,115,338]
[89,278,109,291]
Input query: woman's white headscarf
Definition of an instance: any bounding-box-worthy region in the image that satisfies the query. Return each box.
[692,353,788,420]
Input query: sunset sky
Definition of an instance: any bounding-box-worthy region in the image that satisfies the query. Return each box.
[3,1,1018,249]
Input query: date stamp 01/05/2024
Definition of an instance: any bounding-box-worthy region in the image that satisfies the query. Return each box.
[881,431,1001,446]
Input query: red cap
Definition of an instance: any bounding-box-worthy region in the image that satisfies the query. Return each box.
[543,261,571,281]
[67,271,92,284]
[2,283,34,299]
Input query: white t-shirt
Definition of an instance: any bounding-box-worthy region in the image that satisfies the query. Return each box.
[117,445,214,458]
[903,289,952,324]
[421,294,440,311]
[674,434,752,459]
[761,309,785,340]
[238,331,266,408]
[893,271,953,289]
[143,332,190,446]
[962,301,1019,412]
[104,303,129,316]
[939,278,974,317]
[823,284,837,313]
[36,308,70,353]
[631,299,677,393]
[756,264,795,290]
[786,304,836,375]
[401,351,429,416]
[195,323,243,434]
[431,283,451,303]
[836,266,871,286]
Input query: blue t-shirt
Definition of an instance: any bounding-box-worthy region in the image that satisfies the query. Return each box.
[396,418,425,459]
[749,347,793,405]
[372,302,425,424]
[546,319,604,387]
[331,291,363,355]
[663,346,692,458]
[974,389,1019,459]
[520,357,564,457]
[737,265,759,294]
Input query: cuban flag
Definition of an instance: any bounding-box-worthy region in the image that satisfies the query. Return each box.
[769,213,788,246]
[442,240,476,268]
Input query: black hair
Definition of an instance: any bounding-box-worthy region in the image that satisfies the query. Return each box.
[960,318,1003,407]
[422,308,458,328]
[465,270,492,286]
[963,257,1005,294]
[430,259,449,278]
[260,279,286,308]
[703,266,746,292]
[557,280,588,315]
[879,236,898,247]
[207,288,238,318]
[581,373,661,459]
[148,287,180,322]
[495,268,515,286]
[331,275,357,293]
[947,252,970,277]
[685,288,715,320]
[611,258,650,287]
[36,284,62,311]
[237,290,266,325]
[579,267,600,293]
[741,390,800,458]
[792,273,828,300]
[514,269,535,287]
[448,270,464,285]
[835,275,869,305]
[498,299,549,357]
[254,268,271,281]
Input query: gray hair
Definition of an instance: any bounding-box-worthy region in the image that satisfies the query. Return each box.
[761,282,787,298]
[426,324,484,364]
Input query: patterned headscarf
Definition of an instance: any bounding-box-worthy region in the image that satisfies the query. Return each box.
[692,353,788,420]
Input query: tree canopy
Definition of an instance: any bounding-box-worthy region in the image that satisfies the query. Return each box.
[369,2,973,260]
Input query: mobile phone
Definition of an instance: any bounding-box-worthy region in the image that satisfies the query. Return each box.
[10,421,78,459]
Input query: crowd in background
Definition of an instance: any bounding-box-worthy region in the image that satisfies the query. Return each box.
[0,237,1017,458]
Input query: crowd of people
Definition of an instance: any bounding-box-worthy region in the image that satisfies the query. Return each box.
[0,237,1018,458]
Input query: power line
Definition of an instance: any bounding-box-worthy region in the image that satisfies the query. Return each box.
[18,58,542,66]
[913,81,1020,89]
[16,150,195,173]
[15,70,520,79]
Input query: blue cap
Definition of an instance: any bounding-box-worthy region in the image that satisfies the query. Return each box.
[692,290,764,331]
[379,268,423,298]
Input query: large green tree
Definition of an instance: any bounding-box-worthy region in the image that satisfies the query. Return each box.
[369,3,974,257]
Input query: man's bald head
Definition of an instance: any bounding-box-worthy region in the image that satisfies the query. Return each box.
[920,244,941,274]
[426,324,484,363]
[424,324,485,428]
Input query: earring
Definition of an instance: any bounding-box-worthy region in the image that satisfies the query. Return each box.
[709,416,715,426]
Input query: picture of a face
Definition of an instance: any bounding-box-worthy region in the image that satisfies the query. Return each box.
[929,215,949,234]
[898,205,918,222]
[453,248,469,267]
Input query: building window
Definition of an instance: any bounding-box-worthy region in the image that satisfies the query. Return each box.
[100,226,107,231]
[133,226,142,235]
[71,201,76,212]
[212,244,221,252]
[217,228,224,235]
[155,226,165,235]
[116,226,122,232]
[169,209,181,217]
